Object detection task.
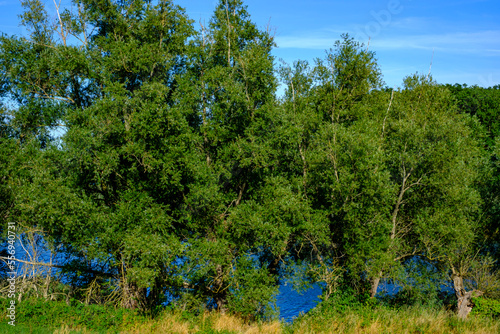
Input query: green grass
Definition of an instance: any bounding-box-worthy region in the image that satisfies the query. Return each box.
[1,297,499,334]
[0,322,55,334]
[284,302,500,334]
[0,298,143,333]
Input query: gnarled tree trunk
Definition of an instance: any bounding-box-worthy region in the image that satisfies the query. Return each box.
[121,277,147,310]
[451,269,483,319]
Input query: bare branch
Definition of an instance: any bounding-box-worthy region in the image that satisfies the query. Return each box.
[381,88,394,138]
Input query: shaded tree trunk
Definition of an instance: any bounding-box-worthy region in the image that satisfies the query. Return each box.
[215,293,228,314]
[214,264,228,313]
[121,277,147,310]
[370,274,381,298]
[451,270,483,319]
[267,257,280,279]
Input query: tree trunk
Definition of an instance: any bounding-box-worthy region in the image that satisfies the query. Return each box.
[452,271,483,319]
[214,264,228,313]
[121,276,147,310]
[369,272,382,298]
[215,293,228,314]
[267,257,280,278]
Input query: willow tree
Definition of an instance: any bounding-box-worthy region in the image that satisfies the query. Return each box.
[277,35,394,297]
[375,75,483,310]
[446,84,500,271]
[1,0,197,309]
[315,73,483,304]
[176,0,280,316]
[277,34,485,308]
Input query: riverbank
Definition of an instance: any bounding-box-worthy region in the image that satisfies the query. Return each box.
[1,298,499,334]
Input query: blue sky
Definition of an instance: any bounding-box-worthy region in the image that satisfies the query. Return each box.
[1,0,499,88]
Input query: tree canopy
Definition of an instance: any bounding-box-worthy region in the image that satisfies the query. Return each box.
[1,0,498,320]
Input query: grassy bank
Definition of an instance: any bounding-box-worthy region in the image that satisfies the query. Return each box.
[287,304,500,334]
[0,298,499,333]
[0,298,281,334]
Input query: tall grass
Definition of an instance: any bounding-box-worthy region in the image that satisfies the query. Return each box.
[124,311,281,334]
[0,298,281,333]
[285,304,500,334]
[1,298,498,333]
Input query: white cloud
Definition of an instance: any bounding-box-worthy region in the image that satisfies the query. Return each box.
[373,31,500,54]
[389,17,432,30]
[275,30,500,56]
[275,35,337,49]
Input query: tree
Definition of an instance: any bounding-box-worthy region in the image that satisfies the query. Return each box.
[446,84,500,267]
[278,35,485,308]
[1,0,197,309]
[312,33,383,124]
[382,76,483,315]
[174,0,280,316]
[445,84,500,146]
[2,0,493,320]
[275,36,389,298]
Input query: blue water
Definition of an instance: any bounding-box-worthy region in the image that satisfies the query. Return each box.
[10,238,436,322]
[275,281,410,322]
[276,283,323,322]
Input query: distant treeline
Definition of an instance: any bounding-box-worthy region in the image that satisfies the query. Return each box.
[0,0,499,320]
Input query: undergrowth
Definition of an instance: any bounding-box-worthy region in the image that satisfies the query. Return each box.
[0,297,499,333]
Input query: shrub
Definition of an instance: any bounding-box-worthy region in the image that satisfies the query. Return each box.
[471,297,500,318]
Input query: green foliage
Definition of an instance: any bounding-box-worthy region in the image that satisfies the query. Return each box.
[320,287,370,314]
[313,33,383,122]
[173,0,284,315]
[0,297,143,333]
[278,48,483,302]
[379,258,447,308]
[446,84,500,146]
[445,84,500,266]
[1,0,498,324]
[0,323,56,334]
[471,297,500,318]
[227,256,278,320]
[0,109,16,236]
[2,0,200,310]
